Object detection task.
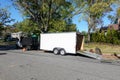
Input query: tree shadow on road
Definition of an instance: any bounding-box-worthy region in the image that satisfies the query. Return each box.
[0,44,17,51]
[0,52,7,55]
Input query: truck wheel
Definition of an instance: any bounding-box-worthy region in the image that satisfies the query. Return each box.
[53,48,59,55]
[60,49,66,56]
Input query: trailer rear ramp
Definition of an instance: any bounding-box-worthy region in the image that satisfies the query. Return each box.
[77,51,103,60]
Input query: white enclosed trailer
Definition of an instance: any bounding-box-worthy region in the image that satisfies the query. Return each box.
[40,32,84,55]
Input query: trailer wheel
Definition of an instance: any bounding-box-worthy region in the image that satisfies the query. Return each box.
[60,49,66,56]
[53,48,59,55]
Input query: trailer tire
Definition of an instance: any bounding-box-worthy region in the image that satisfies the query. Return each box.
[60,49,66,56]
[53,48,59,55]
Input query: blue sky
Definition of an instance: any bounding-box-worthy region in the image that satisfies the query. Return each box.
[0,0,23,24]
[0,0,114,32]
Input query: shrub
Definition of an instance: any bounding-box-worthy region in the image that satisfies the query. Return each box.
[90,29,120,45]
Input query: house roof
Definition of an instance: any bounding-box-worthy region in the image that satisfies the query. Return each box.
[108,24,119,30]
[100,24,120,32]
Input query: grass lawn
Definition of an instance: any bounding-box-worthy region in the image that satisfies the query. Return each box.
[84,43,120,54]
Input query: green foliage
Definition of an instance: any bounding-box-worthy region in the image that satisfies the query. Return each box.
[65,24,76,32]
[90,2,110,18]
[0,25,4,36]
[100,32,106,42]
[91,31,106,42]
[108,3,120,24]
[117,7,120,17]
[13,0,76,33]
[91,32,97,42]
[81,31,87,36]
[48,20,66,32]
[14,19,40,34]
[91,29,120,45]
[0,8,14,25]
[106,29,120,44]
[108,15,116,24]
[0,7,14,36]
[106,29,111,43]
[73,0,117,42]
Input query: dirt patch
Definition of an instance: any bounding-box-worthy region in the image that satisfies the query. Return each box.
[102,54,119,60]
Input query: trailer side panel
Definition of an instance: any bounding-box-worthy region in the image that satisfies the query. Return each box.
[40,32,76,53]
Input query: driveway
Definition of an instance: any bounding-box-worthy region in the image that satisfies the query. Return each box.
[0,50,120,80]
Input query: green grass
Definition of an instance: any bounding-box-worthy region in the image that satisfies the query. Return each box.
[84,43,120,54]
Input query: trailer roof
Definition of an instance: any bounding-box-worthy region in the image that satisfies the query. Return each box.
[40,32,76,34]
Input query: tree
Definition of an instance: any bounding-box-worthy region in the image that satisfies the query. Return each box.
[117,7,120,17]
[14,19,40,34]
[108,1,120,24]
[72,0,116,42]
[0,6,14,36]
[65,18,76,32]
[0,25,4,36]
[12,0,76,33]
[0,8,14,26]
[108,15,117,24]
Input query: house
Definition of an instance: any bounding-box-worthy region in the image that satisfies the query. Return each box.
[100,18,120,32]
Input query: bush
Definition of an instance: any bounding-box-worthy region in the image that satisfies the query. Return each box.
[90,29,120,45]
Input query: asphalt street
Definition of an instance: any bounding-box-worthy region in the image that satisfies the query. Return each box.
[0,50,120,80]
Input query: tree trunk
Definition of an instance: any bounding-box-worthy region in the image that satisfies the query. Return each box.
[88,28,91,42]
